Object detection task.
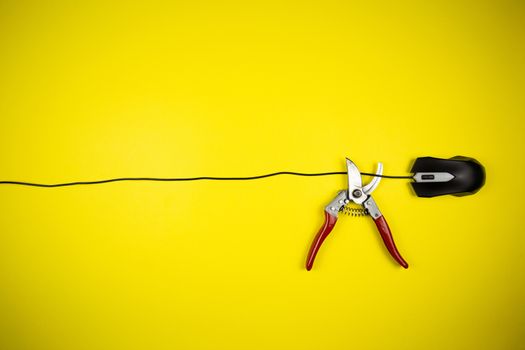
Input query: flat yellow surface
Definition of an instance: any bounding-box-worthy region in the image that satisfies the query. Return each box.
[1,1,524,349]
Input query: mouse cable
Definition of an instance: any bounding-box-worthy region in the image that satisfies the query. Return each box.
[0,172,413,188]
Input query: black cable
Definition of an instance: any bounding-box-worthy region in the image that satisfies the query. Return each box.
[360,172,413,179]
[0,171,413,188]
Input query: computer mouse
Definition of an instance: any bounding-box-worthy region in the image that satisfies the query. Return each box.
[410,156,485,197]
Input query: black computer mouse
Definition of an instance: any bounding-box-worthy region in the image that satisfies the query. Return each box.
[410,156,485,197]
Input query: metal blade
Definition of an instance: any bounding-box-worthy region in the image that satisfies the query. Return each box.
[363,162,383,195]
[346,158,362,191]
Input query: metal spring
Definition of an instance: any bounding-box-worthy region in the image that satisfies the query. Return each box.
[340,206,368,217]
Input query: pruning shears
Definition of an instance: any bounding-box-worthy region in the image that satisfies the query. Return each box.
[305,158,409,270]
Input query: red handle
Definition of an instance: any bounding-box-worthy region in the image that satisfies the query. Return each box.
[373,215,409,269]
[306,211,338,271]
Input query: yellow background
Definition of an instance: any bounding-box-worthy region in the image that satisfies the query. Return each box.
[0,1,524,349]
